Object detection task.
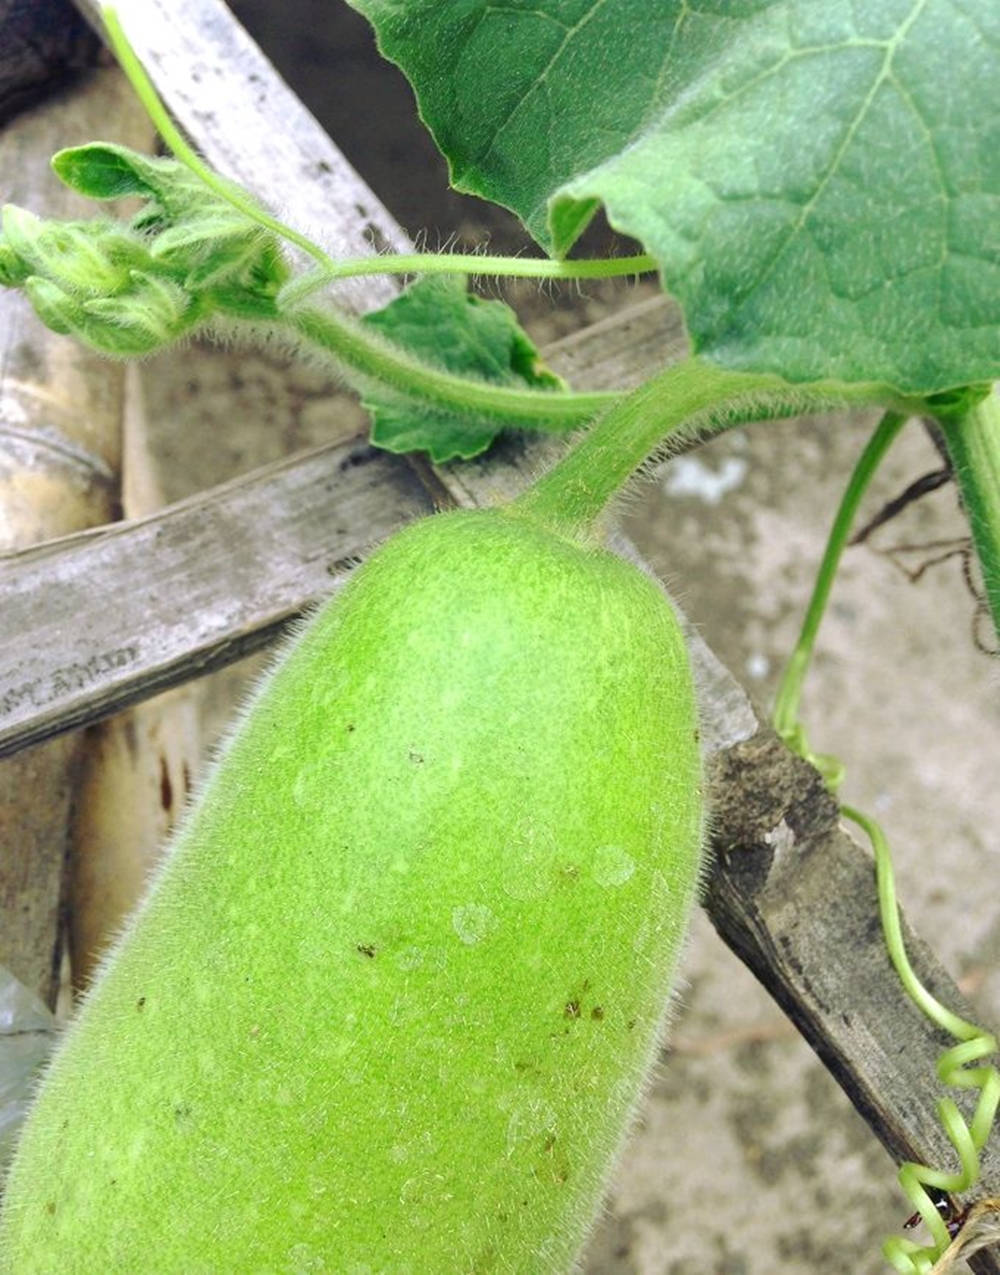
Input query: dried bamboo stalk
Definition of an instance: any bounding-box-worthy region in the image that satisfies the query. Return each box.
[0,68,152,1005]
[66,368,203,988]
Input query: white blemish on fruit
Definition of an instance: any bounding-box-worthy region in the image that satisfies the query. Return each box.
[592,844,636,887]
[451,903,498,946]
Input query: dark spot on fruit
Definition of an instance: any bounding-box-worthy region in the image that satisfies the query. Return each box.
[357,943,377,959]
[591,1006,605,1021]
[409,751,424,764]
[174,1103,192,1126]
[159,755,173,812]
[513,1059,532,1073]
[564,1000,580,1019]
[543,1133,556,1152]
[136,996,146,1010]
[45,1201,56,1216]
[346,723,356,732]
[626,1019,636,1031]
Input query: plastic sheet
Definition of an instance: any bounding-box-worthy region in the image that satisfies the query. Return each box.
[0,966,57,1171]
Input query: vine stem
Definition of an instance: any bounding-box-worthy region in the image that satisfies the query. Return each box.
[278,254,658,308]
[287,304,617,427]
[100,3,925,460]
[102,5,656,291]
[773,411,907,755]
[937,387,1000,648]
[511,362,913,539]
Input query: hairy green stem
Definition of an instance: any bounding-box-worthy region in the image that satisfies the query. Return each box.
[278,253,657,306]
[512,361,914,538]
[938,387,1000,648]
[773,411,908,751]
[104,6,654,301]
[287,305,618,427]
[305,252,656,281]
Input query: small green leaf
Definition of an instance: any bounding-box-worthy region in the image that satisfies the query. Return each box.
[0,240,28,288]
[52,143,164,201]
[182,235,288,295]
[368,398,501,462]
[151,215,289,295]
[83,270,198,346]
[54,143,254,236]
[150,214,258,258]
[360,275,565,461]
[23,276,79,335]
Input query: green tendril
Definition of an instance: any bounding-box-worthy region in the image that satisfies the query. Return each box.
[773,409,906,781]
[774,414,1000,1272]
[844,806,1000,1275]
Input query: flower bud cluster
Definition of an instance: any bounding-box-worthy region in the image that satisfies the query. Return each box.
[0,143,289,356]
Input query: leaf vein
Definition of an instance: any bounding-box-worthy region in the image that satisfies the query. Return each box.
[475,0,613,173]
[727,0,932,318]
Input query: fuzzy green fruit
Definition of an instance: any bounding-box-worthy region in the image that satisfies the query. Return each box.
[0,508,703,1274]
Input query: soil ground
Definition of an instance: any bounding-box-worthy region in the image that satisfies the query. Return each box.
[126,4,1000,1271]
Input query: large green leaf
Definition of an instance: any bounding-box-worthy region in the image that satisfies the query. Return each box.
[348,0,1000,394]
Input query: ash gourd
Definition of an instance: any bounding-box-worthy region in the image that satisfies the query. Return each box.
[0,502,703,1272]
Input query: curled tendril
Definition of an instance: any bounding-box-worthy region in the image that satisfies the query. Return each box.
[790,724,1000,1271]
[840,806,1000,1273]
[775,414,1000,1272]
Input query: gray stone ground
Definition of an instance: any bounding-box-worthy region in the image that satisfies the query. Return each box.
[135,3,1000,1271]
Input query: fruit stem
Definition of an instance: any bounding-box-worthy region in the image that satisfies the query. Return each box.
[512,360,915,540]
